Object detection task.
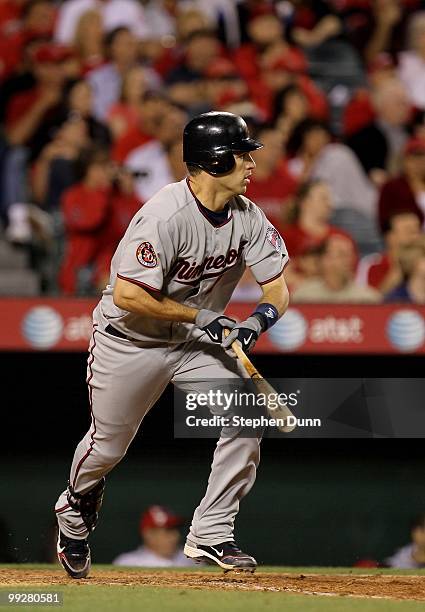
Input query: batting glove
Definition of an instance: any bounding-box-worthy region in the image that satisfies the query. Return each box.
[221,315,263,356]
[196,309,236,344]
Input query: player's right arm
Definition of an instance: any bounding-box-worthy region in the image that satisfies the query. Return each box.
[113,278,235,341]
[113,277,198,322]
[113,213,235,339]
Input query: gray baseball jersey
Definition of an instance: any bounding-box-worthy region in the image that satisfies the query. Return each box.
[55,176,288,550]
[97,178,288,342]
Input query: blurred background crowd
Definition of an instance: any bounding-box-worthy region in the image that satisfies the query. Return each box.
[1,0,425,304]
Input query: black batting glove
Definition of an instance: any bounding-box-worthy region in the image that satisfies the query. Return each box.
[221,315,263,356]
[196,309,236,344]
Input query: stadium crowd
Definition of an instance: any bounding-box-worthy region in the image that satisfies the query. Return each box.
[0,0,425,304]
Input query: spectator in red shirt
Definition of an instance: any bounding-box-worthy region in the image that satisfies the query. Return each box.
[0,0,57,83]
[107,66,149,141]
[358,211,422,294]
[0,0,25,37]
[147,7,210,79]
[245,124,298,228]
[378,137,425,232]
[123,102,187,202]
[342,52,396,138]
[282,179,357,290]
[59,147,139,295]
[112,92,169,163]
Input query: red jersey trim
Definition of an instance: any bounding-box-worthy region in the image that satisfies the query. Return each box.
[256,258,289,286]
[117,274,161,293]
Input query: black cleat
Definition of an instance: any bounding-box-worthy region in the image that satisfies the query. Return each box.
[184,540,257,572]
[57,530,91,579]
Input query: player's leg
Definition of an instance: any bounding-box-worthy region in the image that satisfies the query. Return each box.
[172,340,263,572]
[55,326,171,577]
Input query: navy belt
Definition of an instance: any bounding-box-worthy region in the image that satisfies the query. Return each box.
[105,324,129,340]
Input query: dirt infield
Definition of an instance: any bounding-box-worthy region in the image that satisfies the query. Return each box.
[1,569,425,601]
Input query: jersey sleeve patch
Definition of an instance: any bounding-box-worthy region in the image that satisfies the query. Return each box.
[136,241,158,268]
[266,227,282,253]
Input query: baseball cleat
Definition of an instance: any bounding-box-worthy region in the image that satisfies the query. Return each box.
[57,529,91,579]
[184,540,257,572]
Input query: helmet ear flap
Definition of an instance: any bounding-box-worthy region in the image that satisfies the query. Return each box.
[201,148,236,176]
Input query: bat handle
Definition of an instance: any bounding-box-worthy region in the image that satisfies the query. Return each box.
[224,328,261,378]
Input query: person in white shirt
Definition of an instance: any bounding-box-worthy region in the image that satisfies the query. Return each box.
[386,513,425,569]
[87,27,160,121]
[55,0,149,45]
[113,505,195,567]
[398,12,425,111]
[124,103,187,202]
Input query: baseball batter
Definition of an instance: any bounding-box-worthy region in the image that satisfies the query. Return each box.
[55,112,290,577]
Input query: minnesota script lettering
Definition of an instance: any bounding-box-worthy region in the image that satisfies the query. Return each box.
[171,242,246,285]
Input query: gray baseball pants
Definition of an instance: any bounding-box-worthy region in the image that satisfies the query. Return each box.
[55,324,262,546]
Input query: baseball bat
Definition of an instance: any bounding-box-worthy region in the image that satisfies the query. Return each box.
[225,330,297,433]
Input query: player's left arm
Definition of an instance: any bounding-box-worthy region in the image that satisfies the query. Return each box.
[222,203,290,354]
[259,273,289,317]
[222,273,289,354]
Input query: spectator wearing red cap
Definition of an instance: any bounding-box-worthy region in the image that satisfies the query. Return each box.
[0,0,57,83]
[112,505,194,567]
[1,41,76,214]
[5,42,74,158]
[203,58,248,110]
[233,13,327,120]
[378,137,425,232]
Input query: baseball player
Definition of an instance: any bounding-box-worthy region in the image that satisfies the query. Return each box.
[55,112,290,578]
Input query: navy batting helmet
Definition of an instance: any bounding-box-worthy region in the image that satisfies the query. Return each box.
[183,112,263,176]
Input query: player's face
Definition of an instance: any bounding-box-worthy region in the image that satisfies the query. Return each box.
[220,152,256,195]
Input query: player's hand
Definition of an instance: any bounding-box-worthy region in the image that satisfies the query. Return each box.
[221,316,263,356]
[195,309,236,343]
